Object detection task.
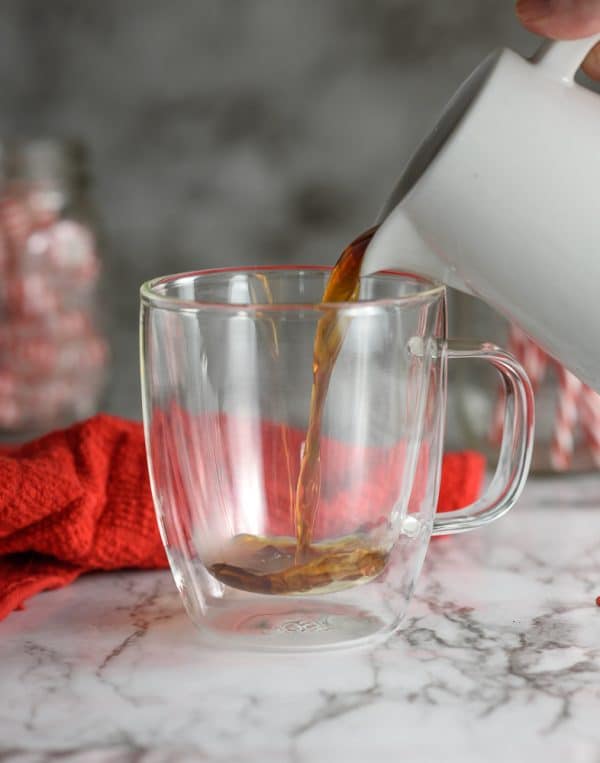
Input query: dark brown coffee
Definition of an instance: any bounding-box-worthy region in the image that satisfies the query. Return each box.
[208,227,381,595]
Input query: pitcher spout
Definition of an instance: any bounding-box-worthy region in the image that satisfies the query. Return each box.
[360,207,469,293]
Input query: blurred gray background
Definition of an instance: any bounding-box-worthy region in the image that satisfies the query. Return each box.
[0,0,540,419]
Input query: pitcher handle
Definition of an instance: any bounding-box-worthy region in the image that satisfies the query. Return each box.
[432,340,534,536]
[531,34,600,82]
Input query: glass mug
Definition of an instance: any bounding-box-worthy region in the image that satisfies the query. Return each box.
[140,267,533,651]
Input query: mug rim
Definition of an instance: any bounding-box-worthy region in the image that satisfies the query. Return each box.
[140,265,446,314]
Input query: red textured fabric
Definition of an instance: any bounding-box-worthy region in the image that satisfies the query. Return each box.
[0,414,485,621]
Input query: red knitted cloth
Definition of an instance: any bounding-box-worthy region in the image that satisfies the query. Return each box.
[0,414,485,621]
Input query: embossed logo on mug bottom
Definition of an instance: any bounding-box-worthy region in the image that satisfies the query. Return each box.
[205,601,384,645]
[276,617,332,633]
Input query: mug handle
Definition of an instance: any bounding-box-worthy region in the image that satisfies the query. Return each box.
[431,339,534,536]
[531,33,600,83]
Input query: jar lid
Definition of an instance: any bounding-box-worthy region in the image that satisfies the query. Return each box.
[0,138,90,190]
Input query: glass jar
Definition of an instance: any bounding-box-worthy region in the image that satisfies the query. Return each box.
[448,290,600,473]
[0,139,109,438]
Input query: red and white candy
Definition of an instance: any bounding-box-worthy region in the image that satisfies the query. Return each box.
[0,183,107,432]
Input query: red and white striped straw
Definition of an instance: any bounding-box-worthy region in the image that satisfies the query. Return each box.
[490,325,549,444]
[579,385,600,468]
[550,364,584,471]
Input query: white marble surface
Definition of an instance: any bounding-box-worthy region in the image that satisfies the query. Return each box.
[2,475,600,763]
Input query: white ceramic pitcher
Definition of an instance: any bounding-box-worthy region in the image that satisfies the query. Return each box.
[361,35,600,391]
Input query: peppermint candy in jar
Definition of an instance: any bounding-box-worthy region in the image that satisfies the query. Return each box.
[0,139,108,437]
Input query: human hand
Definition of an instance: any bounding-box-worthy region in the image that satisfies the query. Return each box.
[516,0,600,78]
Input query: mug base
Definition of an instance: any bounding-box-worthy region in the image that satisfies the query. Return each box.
[192,597,401,653]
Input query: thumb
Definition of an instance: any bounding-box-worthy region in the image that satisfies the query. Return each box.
[516,0,600,78]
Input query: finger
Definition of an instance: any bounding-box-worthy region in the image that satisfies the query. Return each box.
[516,0,600,39]
[582,40,600,77]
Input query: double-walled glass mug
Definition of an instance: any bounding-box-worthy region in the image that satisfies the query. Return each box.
[140,267,533,651]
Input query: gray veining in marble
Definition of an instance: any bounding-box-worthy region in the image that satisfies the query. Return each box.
[2,476,600,762]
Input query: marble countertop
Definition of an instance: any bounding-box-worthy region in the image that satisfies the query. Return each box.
[3,475,600,763]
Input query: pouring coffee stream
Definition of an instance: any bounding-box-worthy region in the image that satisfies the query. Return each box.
[207,227,388,595]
